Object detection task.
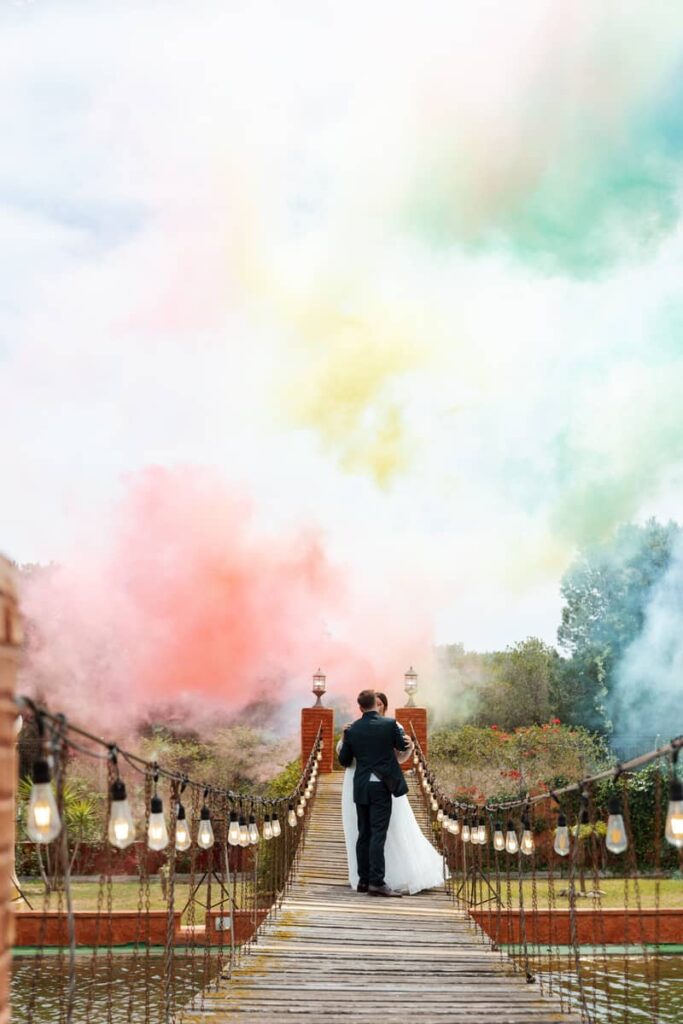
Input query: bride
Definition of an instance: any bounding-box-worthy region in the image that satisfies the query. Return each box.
[339,692,446,895]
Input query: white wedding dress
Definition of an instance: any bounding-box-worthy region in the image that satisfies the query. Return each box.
[341,762,446,894]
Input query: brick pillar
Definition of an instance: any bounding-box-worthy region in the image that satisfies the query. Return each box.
[0,558,19,1024]
[396,706,428,771]
[301,707,334,773]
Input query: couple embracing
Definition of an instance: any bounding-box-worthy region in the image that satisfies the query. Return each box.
[338,689,445,897]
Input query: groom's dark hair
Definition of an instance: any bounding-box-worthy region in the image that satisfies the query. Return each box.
[357,689,377,711]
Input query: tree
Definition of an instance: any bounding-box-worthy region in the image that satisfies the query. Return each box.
[471,638,558,730]
[557,518,680,732]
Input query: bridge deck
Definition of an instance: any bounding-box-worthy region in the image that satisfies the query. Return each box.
[185,773,579,1023]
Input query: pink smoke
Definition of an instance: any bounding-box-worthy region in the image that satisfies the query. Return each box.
[19,467,432,732]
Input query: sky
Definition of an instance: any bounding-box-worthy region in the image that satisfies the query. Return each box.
[3,2,683,716]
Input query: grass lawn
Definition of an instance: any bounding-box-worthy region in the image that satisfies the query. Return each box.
[492,878,683,910]
[15,878,255,919]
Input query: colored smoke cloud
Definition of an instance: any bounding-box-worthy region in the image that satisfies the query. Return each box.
[611,534,683,741]
[19,467,433,732]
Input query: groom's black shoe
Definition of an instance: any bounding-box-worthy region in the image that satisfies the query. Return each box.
[357,881,369,893]
[368,883,402,898]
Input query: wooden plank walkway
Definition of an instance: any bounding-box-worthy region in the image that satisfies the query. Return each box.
[185,773,580,1023]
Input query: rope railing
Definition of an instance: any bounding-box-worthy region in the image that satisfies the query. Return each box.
[410,726,683,1024]
[13,695,324,1024]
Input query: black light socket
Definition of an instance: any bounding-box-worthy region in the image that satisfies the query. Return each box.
[32,758,51,785]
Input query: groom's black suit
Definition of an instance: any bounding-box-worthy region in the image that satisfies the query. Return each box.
[338,710,410,887]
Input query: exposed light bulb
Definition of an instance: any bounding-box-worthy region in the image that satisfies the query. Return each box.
[175,804,191,852]
[197,806,215,850]
[147,794,169,851]
[431,798,438,812]
[272,814,281,838]
[553,813,570,857]
[26,758,61,843]
[461,821,470,843]
[108,779,135,849]
[413,754,418,765]
[451,816,460,836]
[665,775,683,848]
[228,810,240,846]
[263,815,273,841]
[520,819,534,856]
[316,749,322,762]
[605,795,628,854]
[238,815,249,847]
[248,814,259,845]
[288,804,297,828]
[477,821,487,845]
[505,821,519,855]
[296,804,304,818]
[493,824,505,852]
[436,807,444,822]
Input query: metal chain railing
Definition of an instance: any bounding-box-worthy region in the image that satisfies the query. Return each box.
[410,726,683,1024]
[14,695,324,1024]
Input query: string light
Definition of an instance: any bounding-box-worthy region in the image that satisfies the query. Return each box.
[665,766,683,848]
[147,791,169,852]
[296,803,305,819]
[505,820,519,854]
[263,814,273,841]
[553,813,570,857]
[238,813,249,847]
[436,807,444,822]
[197,805,215,850]
[520,815,534,856]
[451,814,460,836]
[248,812,259,845]
[175,803,192,852]
[108,778,135,849]
[287,803,297,828]
[272,813,282,838]
[605,795,628,854]
[431,796,438,812]
[493,822,505,852]
[461,819,471,843]
[477,818,487,845]
[227,809,240,846]
[26,757,61,844]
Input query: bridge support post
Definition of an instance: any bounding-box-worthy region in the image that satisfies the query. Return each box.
[0,558,19,1024]
[301,707,334,773]
[395,706,427,769]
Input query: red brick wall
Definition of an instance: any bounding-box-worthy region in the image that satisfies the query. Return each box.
[0,558,19,1024]
[301,707,334,773]
[206,908,268,945]
[395,707,427,768]
[471,908,683,946]
[14,910,182,947]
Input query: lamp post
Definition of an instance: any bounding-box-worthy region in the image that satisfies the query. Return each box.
[404,666,418,708]
[312,669,326,708]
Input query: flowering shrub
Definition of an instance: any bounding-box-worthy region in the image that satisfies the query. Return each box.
[429,722,609,803]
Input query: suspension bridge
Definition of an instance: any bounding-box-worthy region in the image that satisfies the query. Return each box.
[2,559,682,1024]
[185,772,580,1023]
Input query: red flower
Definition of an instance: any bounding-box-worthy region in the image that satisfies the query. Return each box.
[551,718,561,725]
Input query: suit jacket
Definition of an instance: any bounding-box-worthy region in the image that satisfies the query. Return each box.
[338,710,410,804]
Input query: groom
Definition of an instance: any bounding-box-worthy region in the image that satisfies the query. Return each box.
[338,689,411,897]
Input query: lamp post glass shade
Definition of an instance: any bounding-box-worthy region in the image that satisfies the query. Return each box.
[312,668,327,707]
[404,667,418,707]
